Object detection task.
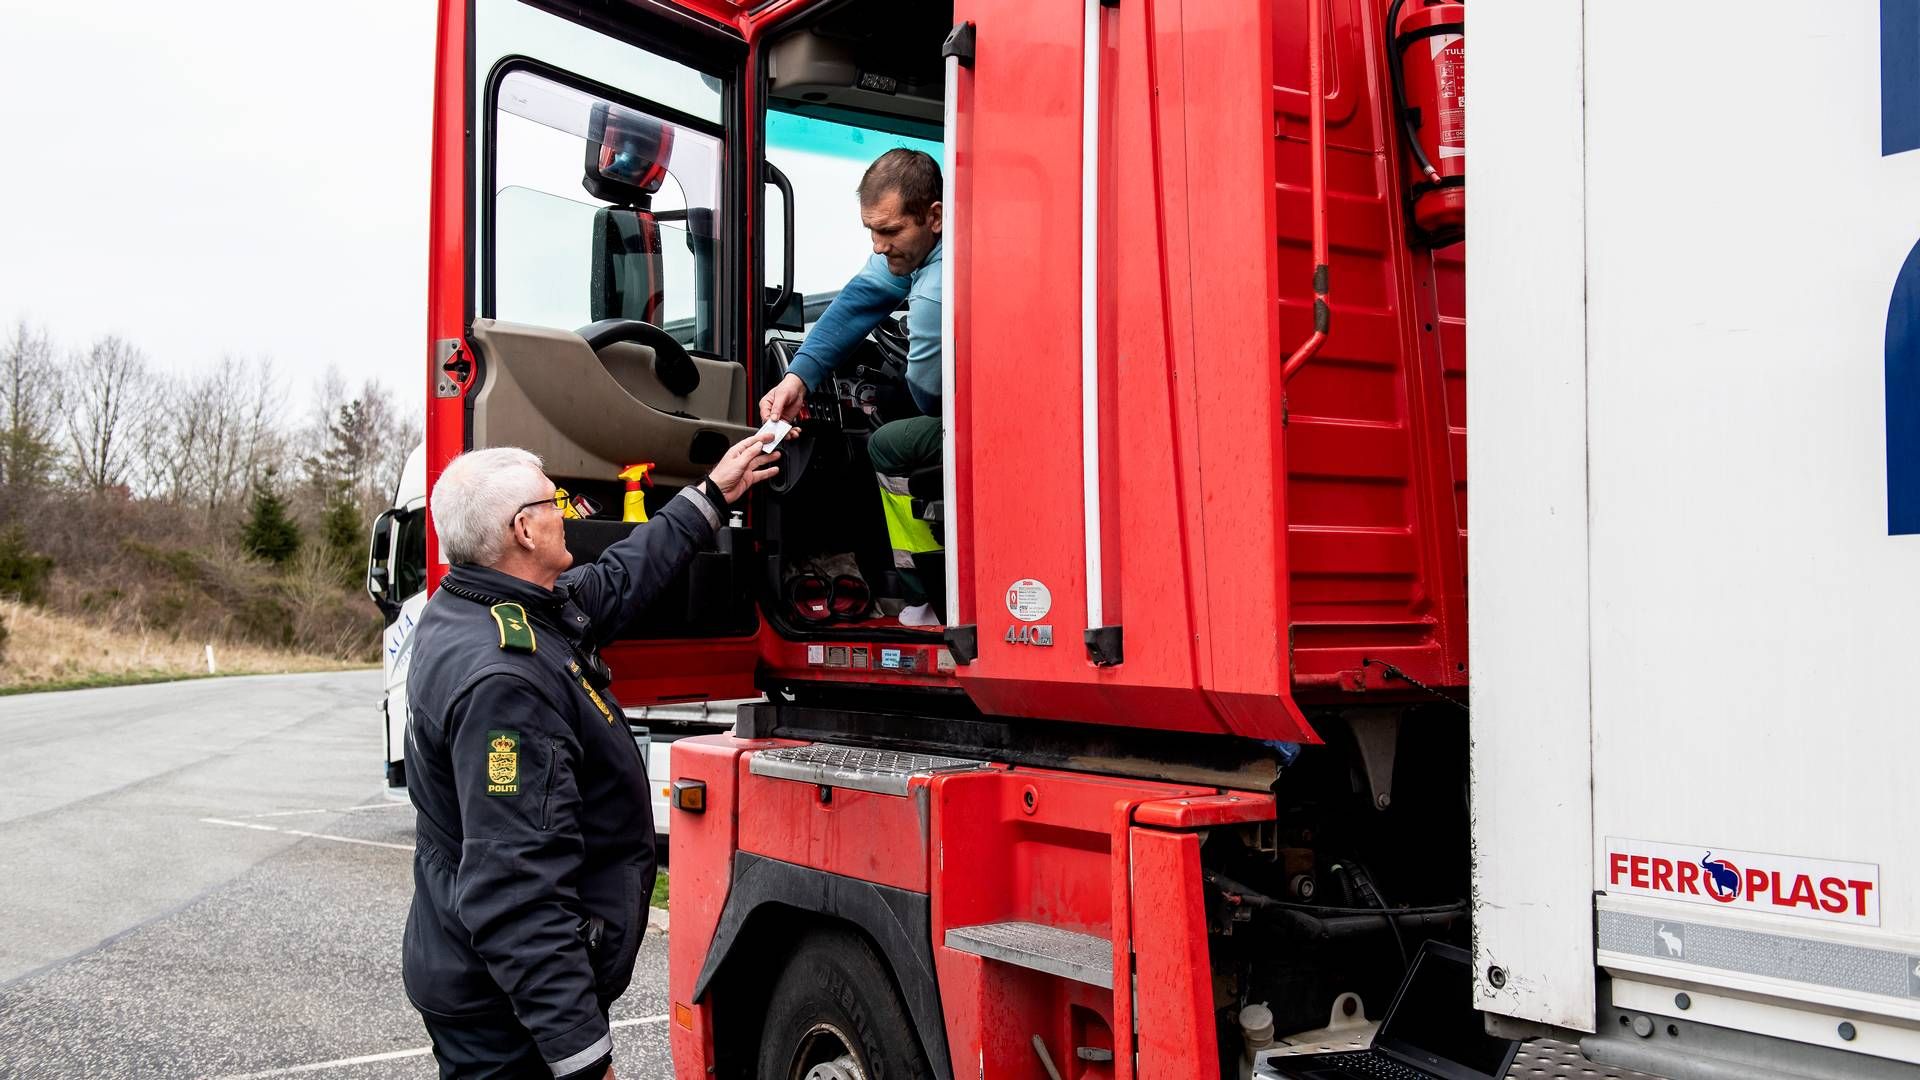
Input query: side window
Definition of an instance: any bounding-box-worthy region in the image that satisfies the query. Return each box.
[490,67,726,349]
[764,110,941,324]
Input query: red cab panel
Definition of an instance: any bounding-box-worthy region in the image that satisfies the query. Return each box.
[948,0,1317,743]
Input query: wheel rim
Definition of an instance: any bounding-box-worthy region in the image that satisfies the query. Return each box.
[790,1021,867,1080]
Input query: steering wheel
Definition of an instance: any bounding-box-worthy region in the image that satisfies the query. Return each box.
[577,318,701,397]
[763,427,816,497]
[871,311,910,374]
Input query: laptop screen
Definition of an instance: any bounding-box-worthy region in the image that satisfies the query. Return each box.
[1373,943,1516,1077]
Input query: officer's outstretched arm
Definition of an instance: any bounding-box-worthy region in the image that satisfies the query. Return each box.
[447,673,612,1080]
[563,486,718,645]
[564,434,778,644]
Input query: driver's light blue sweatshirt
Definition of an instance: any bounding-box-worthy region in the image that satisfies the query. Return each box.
[785,241,942,417]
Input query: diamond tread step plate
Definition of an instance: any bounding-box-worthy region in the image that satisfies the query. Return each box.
[1506,1039,1667,1079]
[944,921,1114,989]
[748,743,985,796]
[1261,1033,1666,1079]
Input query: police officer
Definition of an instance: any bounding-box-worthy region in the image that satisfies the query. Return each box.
[402,435,779,1079]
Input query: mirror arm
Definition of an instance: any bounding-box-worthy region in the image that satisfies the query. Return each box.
[765,162,797,324]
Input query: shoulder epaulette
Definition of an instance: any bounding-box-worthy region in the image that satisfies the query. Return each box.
[489,602,537,652]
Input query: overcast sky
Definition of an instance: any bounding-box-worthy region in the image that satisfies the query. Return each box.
[0,1,436,416]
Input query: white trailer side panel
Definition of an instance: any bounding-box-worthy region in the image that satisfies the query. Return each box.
[1582,0,1920,1059]
[1465,0,1596,1033]
[1475,0,1920,1059]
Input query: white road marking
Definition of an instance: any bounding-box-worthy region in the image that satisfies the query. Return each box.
[198,818,413,852]
[240,802,413,820]
[209,1015,670,1079]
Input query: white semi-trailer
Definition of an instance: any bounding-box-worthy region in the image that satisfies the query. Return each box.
[1470,3,1920,1076]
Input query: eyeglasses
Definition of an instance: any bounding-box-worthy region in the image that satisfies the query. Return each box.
[510,488,598,525]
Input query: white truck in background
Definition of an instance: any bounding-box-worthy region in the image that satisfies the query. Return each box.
[365,442,735,835]
[367,442,428,791]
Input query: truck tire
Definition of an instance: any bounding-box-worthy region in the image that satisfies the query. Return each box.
[756,926,934,1080]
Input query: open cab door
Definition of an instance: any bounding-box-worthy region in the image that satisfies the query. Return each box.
[932,0,1316,743]
[426,0,767,706]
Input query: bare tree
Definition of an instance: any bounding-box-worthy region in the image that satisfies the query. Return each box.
[353,379,417,516]
[65,335,154,493]
[0,321,66,489]
[306,366,348,451]
[130,354,285,516]
[313,398,376,505]
[194,356,279,518]
[295,366,350,518]
[134,371,201,503]
[298,373,416,520]
[385,411,422,505]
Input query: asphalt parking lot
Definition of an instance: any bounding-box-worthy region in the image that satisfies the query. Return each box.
[0,670,672,1080]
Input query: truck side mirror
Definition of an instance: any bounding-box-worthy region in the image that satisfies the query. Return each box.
[367,509,400,618]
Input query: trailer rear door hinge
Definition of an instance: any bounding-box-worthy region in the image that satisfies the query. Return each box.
[1085,625,1123,666]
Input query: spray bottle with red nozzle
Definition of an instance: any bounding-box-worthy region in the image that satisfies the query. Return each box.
[619,463,656,522]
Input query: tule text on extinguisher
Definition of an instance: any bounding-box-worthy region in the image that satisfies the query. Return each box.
[1390,0,1465,246]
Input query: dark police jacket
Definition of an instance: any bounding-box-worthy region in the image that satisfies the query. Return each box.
[401,486,721,1079]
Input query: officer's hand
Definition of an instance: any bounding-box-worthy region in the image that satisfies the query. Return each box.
[759,372,808,423]
[708,433,784,504]
[602,1067,616,1080]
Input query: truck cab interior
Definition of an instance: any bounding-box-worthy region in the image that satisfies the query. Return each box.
[755,0,954,635]
[463,0,954,646]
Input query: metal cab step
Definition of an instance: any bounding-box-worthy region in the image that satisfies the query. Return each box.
[944,921,1114,989]
[748,743,985,796]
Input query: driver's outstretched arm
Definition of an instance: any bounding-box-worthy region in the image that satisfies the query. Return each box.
[785,255,910,391]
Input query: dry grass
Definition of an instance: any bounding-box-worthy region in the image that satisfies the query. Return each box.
[0,600,373,693]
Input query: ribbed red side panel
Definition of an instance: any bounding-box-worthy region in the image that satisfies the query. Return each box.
[1275,0,1468,695]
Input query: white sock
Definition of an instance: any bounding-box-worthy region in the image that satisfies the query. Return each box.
[899,603,941,627]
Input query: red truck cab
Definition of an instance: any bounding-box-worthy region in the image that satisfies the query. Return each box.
[424,0,1467,1075]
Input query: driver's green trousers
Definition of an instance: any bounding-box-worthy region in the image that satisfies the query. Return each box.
[867,415,943,607]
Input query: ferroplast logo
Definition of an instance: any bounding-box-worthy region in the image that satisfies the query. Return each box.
[1699,853,1741,900]
[1605,838,1881,927]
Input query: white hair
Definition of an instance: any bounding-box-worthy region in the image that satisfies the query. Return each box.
[431,447,548,566]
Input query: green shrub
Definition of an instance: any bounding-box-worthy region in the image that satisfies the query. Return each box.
[122,540,200,582]
[140,589,191,630]
[242,475,301,566]
[321,499,366,588]
[79,587,124,612]
[0,526,53,604]
[236,592,296,648]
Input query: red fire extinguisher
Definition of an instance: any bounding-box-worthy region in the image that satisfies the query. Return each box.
[1390,0,1464,246]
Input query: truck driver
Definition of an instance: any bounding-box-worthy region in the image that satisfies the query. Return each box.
[758,148,946,627]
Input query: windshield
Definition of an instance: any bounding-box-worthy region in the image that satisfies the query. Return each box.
[765,110,942,319]
[490,68,725,347]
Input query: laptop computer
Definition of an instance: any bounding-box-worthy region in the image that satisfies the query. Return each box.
[1257,941,1521,1080]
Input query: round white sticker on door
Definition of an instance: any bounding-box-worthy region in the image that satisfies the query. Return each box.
[1005,579,1052,623]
